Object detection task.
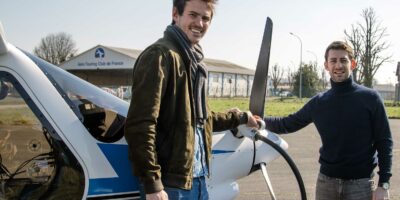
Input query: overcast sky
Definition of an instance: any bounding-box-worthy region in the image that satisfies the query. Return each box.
[1,0,399,84]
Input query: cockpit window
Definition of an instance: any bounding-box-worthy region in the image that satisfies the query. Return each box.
[22,51,128,143]
[0,72,84,199]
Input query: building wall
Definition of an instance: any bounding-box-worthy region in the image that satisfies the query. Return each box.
[374,84,396,101]
[207,72,254,98]
[69,69,132,86]
[68,69,256,99]
[61,47,135,70]
[378,91,395,101]
[396,62,400,101]
[236,74,248,97]
[208,72,222,97]
[222,73,235,97]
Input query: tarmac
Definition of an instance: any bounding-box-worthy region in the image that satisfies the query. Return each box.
[236,119,399,200]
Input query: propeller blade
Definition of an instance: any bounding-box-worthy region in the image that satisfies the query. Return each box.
[249,17,273,118]
[260,162,276,200]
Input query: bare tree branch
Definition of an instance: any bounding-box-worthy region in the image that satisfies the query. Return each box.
[270,64,284,95]
[33,32,77,65]
[344,7,392,87]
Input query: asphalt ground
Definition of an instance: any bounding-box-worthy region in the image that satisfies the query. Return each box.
[236,119,399,200]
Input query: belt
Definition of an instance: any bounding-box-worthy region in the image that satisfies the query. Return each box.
[319,172,373,182]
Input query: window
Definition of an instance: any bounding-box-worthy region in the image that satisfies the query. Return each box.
[0,72,84,199]
[23,51,127,143]
[211,73,220,83]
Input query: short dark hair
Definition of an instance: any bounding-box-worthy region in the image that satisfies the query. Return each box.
[324,41,355,61]
[172,0,217,24]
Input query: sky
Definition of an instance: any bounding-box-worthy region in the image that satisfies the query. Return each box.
[1,0,399,84]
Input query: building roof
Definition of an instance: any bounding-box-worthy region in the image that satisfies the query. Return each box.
[106,45,255,75]
[61,45,255,75]
[106,46,143,58]
[204,58,254,75]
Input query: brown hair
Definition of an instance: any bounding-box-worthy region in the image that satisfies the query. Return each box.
[172,0,217,24]
[324,41,355,61]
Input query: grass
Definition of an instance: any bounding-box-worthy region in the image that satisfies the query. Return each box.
[0,97,398,125]
[208,98,250,113]
[386,106,400,119]
[0,96,26,105]
[209,97,400,119]
[209,97,308,117]
[0,96,39,125]
[0,106,39,125]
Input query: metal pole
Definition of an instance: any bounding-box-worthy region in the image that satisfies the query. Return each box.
[290,32,302,100]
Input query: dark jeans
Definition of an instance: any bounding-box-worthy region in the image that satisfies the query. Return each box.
[316,173,374,200]
[140,177,209,200]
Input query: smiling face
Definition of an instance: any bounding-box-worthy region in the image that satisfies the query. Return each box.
[172,0,212,45]
[324,49,356,82]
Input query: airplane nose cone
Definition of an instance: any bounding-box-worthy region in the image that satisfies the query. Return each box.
[254,129,288,164]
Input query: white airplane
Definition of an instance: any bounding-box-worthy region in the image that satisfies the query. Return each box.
[0,21,305,200]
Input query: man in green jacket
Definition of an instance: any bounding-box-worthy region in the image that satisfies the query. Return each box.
[124,0,257,199]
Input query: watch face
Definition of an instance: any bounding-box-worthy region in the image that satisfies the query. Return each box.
[382,183,390,190]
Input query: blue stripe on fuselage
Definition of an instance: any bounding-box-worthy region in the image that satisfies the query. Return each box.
[89,144,235,195]
[212,150,235,154]
[88,144,139,195]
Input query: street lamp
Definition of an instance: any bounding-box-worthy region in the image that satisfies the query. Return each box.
[290,32,303,100]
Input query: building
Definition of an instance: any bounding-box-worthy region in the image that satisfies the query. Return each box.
[396,62,400,101]
[60,45,255,98]
[372,62,399,101]
[374,83,396,101]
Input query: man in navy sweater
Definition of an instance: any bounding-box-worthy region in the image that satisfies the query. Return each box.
[263,41,392,200]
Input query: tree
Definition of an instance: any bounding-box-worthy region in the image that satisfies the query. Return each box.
[292,63,321,98]
[33,32,77,65]
[320,67,328,91]
[286,66,295,91]
[344,7,391,87]
[270,64,284,95]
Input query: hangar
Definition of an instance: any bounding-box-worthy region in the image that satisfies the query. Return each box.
[60,45,256,98]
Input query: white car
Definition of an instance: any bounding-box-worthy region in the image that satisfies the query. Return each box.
[279,91,293,97]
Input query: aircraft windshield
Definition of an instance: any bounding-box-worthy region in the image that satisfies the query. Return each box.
[23,51,129,117]
[23,51,128,142]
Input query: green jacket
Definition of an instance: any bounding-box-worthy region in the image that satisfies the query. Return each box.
[125,34,245,194]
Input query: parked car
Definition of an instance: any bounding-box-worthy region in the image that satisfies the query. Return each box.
[279,91,293,97]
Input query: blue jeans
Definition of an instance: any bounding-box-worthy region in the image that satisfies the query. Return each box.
[316,173,374,200]
[164,177,209,200]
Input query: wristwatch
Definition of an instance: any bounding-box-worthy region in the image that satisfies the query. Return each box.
[378,182,390,190]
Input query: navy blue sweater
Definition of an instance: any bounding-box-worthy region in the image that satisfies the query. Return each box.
[265,78,393,183]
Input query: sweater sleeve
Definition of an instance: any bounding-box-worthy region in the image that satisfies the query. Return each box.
[372,95,393,183]
[264,97,314,134]
[124,46,169,194]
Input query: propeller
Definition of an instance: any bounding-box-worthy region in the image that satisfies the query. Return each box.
[244,17,307,199]
[247,16,278,199]
[260,162,276,200]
